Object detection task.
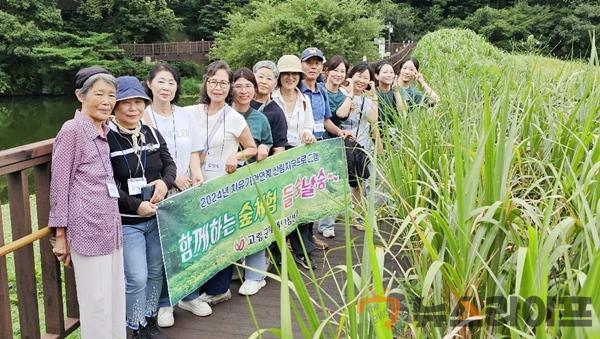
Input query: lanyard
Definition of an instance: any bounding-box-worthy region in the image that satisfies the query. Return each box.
[92,138,111,179]
[204,105,227,158]
[351,95,366,136]
[150,106,178,163]
[110,131,148,178]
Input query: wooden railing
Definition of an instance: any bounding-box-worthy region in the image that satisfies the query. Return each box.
[119,40,215,62]
[0,139,80,339]
[382,43,416,73]
[118,40,409,63]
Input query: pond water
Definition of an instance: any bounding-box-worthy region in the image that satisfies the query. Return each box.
[0,96,198,151]
[0,96,197,201]
[0,96,76,150]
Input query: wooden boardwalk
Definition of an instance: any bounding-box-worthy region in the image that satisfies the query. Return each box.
[160,223,372,339]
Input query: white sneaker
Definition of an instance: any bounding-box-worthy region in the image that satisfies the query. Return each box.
[322,228,335,238]
[198,289,232,305]
[157,306,174,327]
[177,297,212,317]
[238,279,267,296]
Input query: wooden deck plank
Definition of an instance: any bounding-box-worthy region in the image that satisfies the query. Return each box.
[159,223,370,339]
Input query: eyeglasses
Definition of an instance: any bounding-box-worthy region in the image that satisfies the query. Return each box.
[233,84,254,90]
[207,79,230,88]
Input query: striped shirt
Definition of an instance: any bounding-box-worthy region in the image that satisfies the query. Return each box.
[49,110,122,256]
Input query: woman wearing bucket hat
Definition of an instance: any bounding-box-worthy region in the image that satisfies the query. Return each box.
[49,67,125,338]
[107,75,176,339]
[270,54,318,270]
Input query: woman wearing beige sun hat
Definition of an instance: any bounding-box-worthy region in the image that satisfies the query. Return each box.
[269,55,319,270]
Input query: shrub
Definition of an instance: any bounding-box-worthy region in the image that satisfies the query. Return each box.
[210,0,383,68]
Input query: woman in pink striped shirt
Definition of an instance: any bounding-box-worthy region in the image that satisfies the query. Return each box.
[49,67,125,338]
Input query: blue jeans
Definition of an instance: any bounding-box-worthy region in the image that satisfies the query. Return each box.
[123,218,164,330]
[245,249,267,281]
[317,216,335,233]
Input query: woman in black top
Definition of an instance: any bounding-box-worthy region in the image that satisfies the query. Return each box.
[108,75,175,339]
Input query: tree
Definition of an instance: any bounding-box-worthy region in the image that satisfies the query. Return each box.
[173,0,249,40]
[65,0,181,43]
[0,1,152,95]
[210,0,383,69]
[372,0,421,41]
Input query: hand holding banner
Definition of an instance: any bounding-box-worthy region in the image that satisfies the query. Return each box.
[156,138,349,304]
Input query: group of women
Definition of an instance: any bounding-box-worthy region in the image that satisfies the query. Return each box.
[48,50,438,339]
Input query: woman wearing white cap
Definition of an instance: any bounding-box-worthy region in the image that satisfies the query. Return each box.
[271,54,318,270]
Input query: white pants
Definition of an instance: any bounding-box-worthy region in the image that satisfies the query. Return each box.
[71,248,126,339]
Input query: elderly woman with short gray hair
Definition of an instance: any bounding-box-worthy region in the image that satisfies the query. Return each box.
[251,60,288,155]
[49,66,125,338]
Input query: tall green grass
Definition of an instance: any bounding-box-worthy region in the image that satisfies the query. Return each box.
[252,28,600,338]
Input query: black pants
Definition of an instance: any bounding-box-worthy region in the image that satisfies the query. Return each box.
[289,222,315,255]
[201,265,233,295]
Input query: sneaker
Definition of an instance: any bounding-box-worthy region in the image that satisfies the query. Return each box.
[145,316,168,339]
[177,297,212,316]
[157,306,174,327]
[352,217,365,231]
[322,228,335,238]
[312,235,329,250]
[198,289,232,305]
[293,252,316,270]
[238,279,267,296]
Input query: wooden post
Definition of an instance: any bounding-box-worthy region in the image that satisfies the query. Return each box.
[34,164,65,336]
[0,199,13,339]
[8,170,41,339]
[64,267,79,319]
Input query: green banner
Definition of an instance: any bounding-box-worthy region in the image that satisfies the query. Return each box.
[156,138,349,304]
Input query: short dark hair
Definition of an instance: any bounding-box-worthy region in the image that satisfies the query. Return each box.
[144,63,181,103]
[400,57,420,71]
[199,60,233,105]
[233,67,257,90]
[324,55,350,74]
[348,62,374,82]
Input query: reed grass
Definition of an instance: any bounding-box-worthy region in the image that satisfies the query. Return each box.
[251,28,600,338]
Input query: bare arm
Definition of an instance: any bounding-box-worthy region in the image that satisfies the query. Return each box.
[225,127,257,173]
[189,151,204,185]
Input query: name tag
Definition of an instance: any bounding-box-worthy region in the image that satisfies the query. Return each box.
[127,177,147,195]
[106,181,120,198]
[314,122,325,133]
[287,131,300,145]
[204,159,223,172]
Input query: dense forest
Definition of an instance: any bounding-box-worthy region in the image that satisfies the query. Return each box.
[0,0,598,95]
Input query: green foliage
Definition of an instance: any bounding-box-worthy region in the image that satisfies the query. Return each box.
[169,60,201,78]
[367,0,599,59]
[0,2,154,95]
[173,0,249,40]
[464,2,600,57]
[65,0,181,43]
[211,0,382,68]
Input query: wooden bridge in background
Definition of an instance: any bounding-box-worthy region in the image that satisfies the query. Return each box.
[0,44,414,338]
[119,40,412,63]
[119,40,215,62]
